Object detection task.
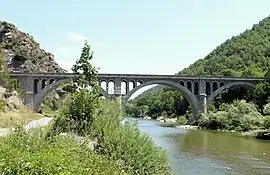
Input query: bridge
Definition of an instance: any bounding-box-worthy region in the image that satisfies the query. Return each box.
[10,72,266,118]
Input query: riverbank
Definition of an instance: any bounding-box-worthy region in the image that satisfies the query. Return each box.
[159,121,270,140]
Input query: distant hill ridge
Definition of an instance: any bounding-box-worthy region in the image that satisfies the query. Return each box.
[180,15,270,77]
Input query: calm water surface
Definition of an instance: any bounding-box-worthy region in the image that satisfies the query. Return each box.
[136,118,270,175]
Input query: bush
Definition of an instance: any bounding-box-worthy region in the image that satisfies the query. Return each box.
[50,89,99,136]
[199,100,266,131]
[265,116,270,129]
[92,100,171,175]
[263,103,270,115]
[176,116,188,125]
[0,98,6,111]
[0,127,126,175]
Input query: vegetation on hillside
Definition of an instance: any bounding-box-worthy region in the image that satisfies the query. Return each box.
[180,16,270,77]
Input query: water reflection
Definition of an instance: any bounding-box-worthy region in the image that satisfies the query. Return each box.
[136,119,270,175]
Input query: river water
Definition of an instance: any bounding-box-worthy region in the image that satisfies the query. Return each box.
[136,118,270,175]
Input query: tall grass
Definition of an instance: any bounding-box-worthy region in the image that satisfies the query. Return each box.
[0,127,126,174]
[0,100,171,174]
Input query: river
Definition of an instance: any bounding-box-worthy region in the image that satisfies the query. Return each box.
[136,118,270,175]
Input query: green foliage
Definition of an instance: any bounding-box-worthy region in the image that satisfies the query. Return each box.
[181,16,270,77]
[0,100,171,174]
[263,103,270,115]
[0,44,23,95]
[71,40,100,92]
[199,100,267,132]
[253,81,270,111]
[0,98,6,111]
[178,16,270,112]
[125,89,189,119]
[51,89,100,136]
[92,100,171,175]
[176,116,188,125]
[0,127,126,174]
[51,41,101,136]
[264,116,270,129]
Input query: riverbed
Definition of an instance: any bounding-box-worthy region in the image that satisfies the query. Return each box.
[137,118,270,175]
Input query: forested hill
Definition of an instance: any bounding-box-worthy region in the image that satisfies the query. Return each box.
[180,15,270,77]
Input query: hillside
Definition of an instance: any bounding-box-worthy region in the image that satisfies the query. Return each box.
[180,16,270,77]
[0,21,65,73]
[0,21,66,114]
[136,16,270,99]
[127,15,270,120]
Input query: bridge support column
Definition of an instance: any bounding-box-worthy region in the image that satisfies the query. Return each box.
[199,93,207,114]
[24,92,35,111]
[15,76,36,111]
[114,78,121,95]
[198,79,207,115]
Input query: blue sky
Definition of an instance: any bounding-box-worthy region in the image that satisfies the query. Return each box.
[1,0,270,75]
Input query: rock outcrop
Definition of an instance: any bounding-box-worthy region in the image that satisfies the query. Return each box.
[0,21,67,113]
[0,21,65,73]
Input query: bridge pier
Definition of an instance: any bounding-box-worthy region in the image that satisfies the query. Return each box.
[24,92,35,111]
[198,93,207,114]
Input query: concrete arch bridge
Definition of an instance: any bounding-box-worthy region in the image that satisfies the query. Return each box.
[10,72,266,118]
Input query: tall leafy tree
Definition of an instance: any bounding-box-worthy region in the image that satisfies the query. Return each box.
[51,40,101,136]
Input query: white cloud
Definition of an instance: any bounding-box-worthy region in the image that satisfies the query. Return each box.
[65,32,87,43]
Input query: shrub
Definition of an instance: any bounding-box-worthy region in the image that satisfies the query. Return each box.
[199,100,266,131]
[0,98,6,111]
[50,89,99,136]
[265,116,270,129]
[0,127,126,174]
[92,100,171,175]
[263,103,270,115]
[176,116,188,125]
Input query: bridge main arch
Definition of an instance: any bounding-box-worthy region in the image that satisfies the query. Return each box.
[124,80,200,117]
[207,82,256,103]
[33,78,109,112]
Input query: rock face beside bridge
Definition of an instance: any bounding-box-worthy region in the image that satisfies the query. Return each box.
[0,21,66,112]
[0,21,65,73]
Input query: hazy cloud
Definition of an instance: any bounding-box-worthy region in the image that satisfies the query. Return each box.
[65,32,87,43]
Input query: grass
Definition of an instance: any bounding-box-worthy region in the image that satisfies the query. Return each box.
[0,108,43,128]
[0,100,171,174]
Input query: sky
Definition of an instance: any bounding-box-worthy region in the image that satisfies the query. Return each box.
[1,0,270,75]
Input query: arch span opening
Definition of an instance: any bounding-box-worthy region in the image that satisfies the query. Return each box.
[33,78,109,112]
[124,80,200,118]
[207,82,256,104]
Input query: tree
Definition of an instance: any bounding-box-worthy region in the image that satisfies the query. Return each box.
[51,40,101,136]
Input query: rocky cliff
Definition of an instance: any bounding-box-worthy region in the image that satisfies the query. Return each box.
[0,21,65,73]
[0,21,67,113]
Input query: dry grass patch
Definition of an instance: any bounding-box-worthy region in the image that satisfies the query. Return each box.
[0,107,43,128]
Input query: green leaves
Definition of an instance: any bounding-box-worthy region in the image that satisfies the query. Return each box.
[51,40,101,136]
[92,100,171,175]
[126,90,189,119]
[0,129,126,175]
[199,100,267,132]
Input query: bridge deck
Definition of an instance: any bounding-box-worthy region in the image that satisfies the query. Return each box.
[7,72,267,81]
